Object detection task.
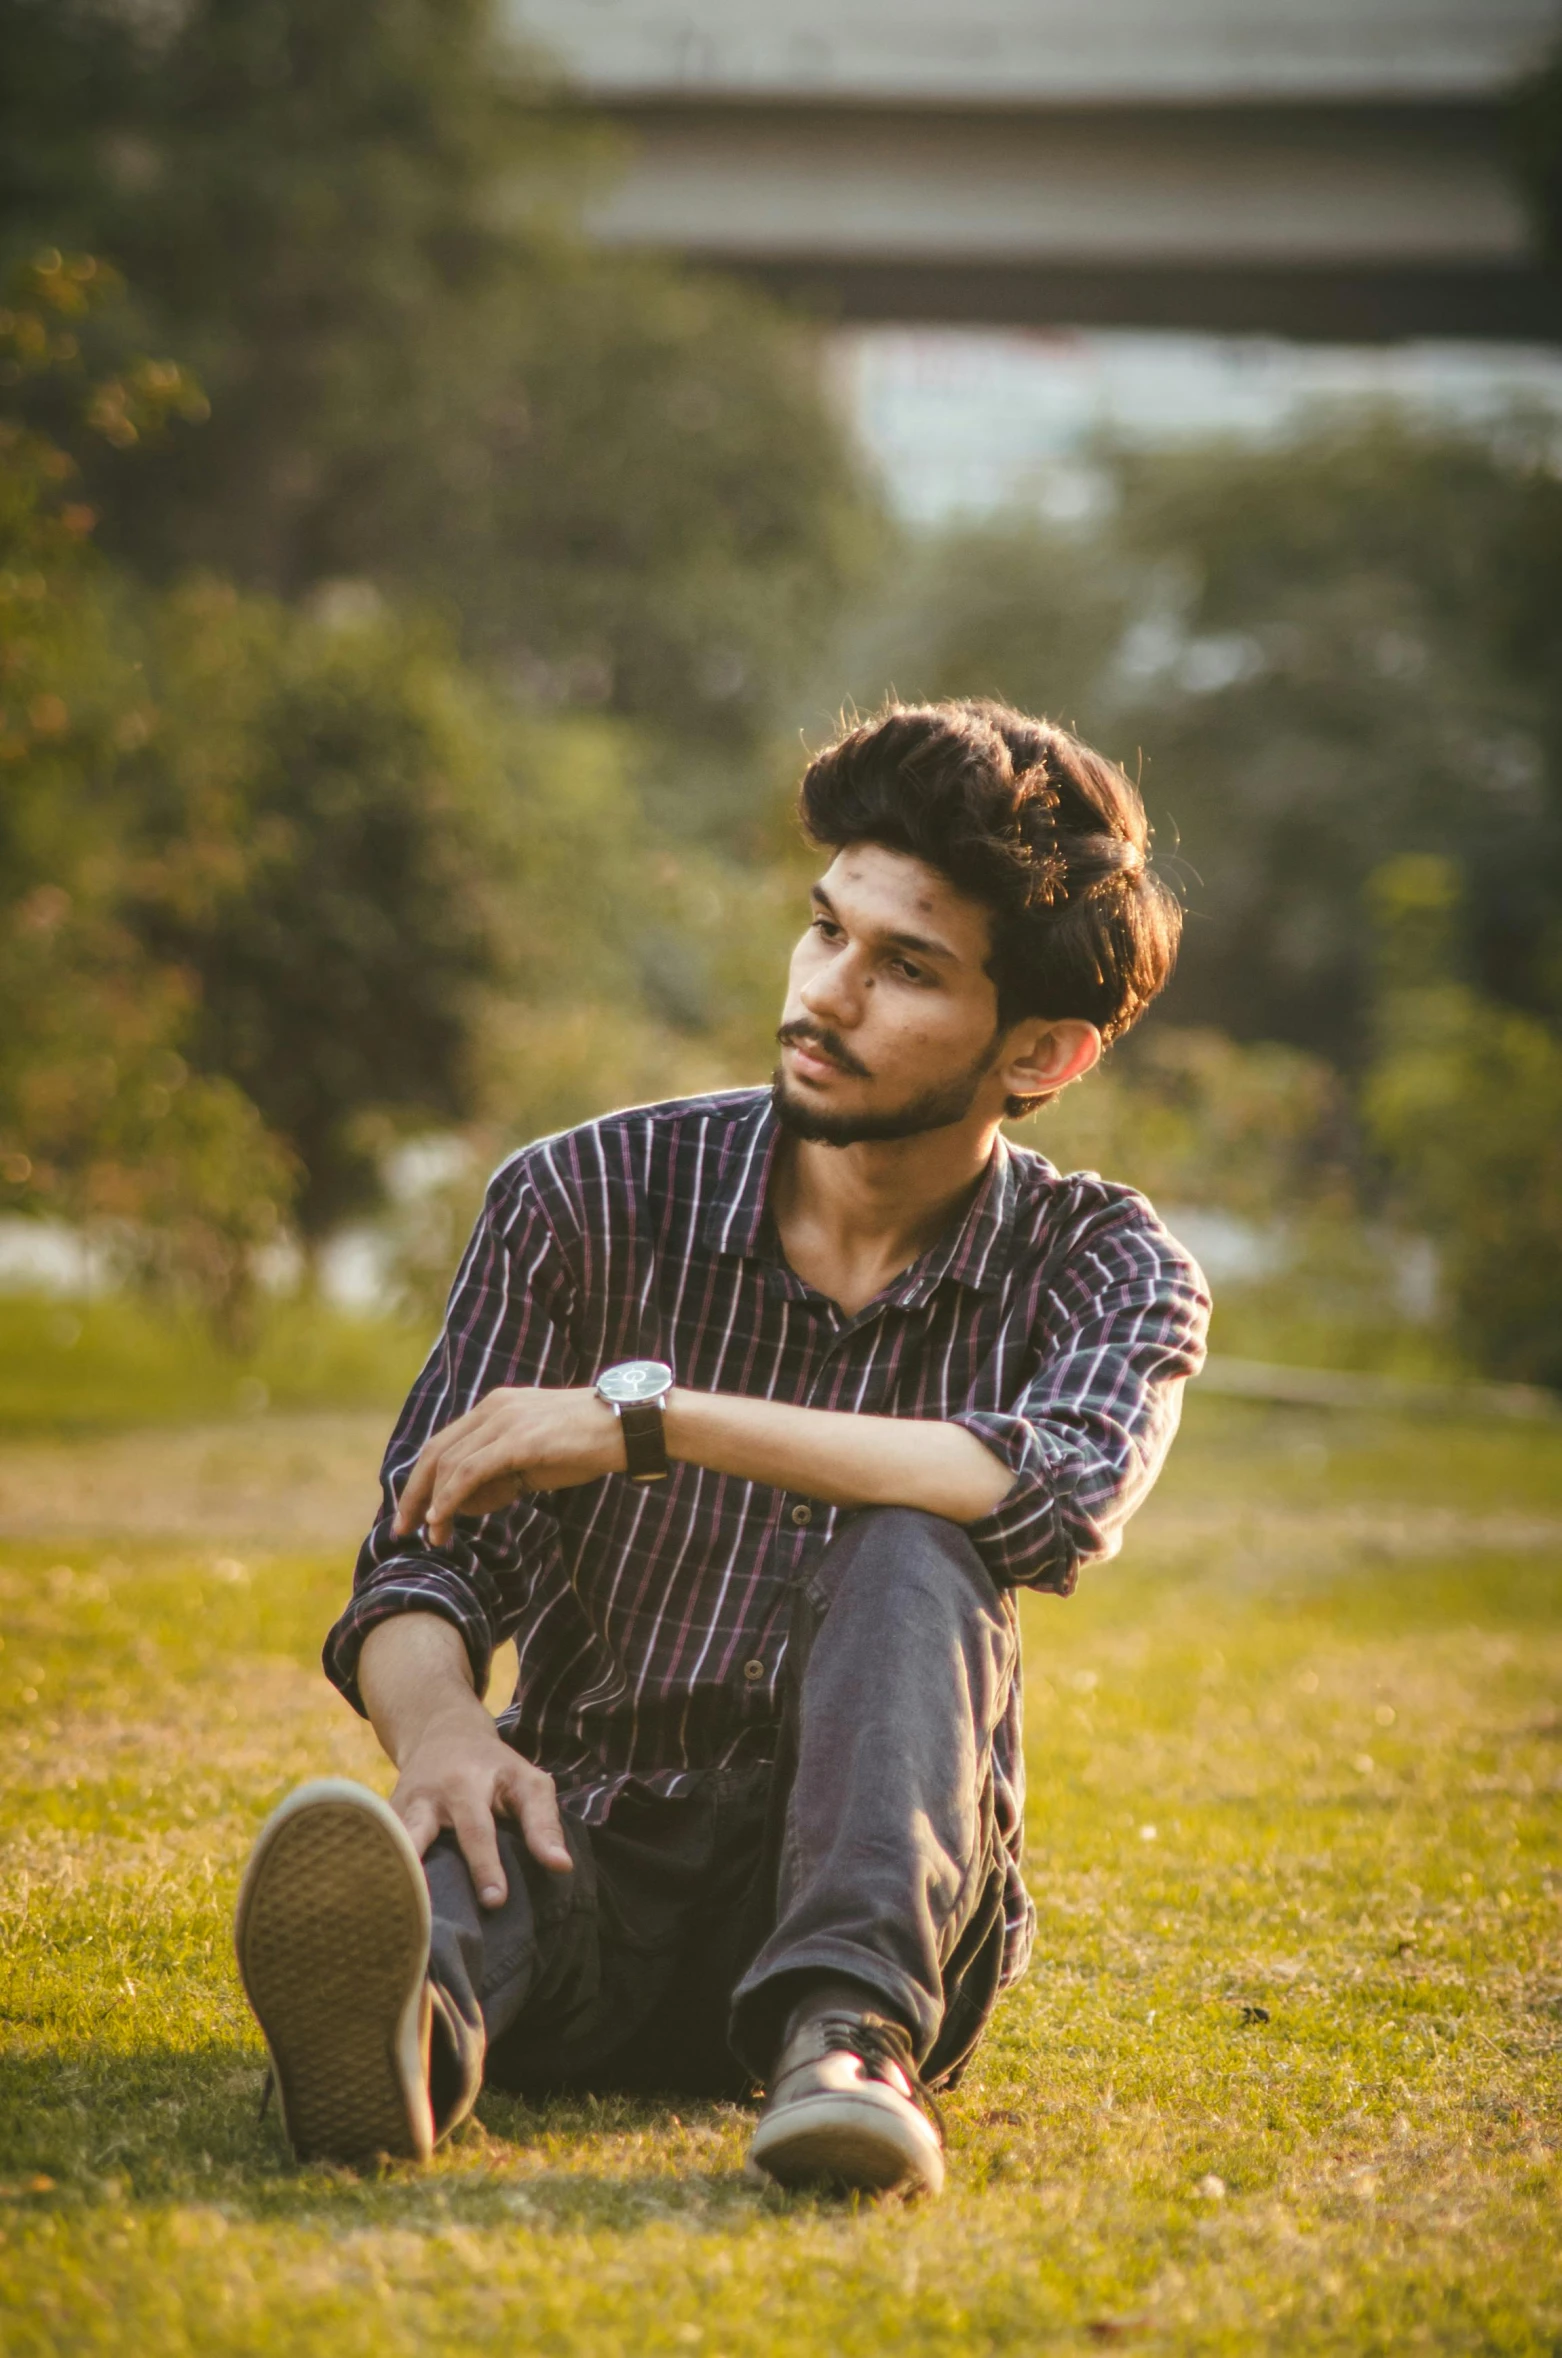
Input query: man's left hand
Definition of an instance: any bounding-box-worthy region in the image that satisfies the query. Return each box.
[392,1388,625,1545]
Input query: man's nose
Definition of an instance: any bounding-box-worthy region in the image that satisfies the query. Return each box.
[799,945,864,1027]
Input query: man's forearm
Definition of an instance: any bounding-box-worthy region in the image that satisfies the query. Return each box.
[359,1611,492,1766]
[664,1391,1014,1523]
[356,1611,572,1892]
[392,1383,1018,1544]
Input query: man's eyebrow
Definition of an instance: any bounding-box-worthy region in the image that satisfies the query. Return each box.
[810,881,961,965]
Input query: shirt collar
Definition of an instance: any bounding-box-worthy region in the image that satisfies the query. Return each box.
[893,1131,1018,1303]
[702,1092,1019,1300]
[701,1090,782,1261]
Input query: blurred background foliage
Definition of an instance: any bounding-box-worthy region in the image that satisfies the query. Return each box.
[853,418,1562,1062]
[838,407,1562,1383]
[0,0,1560,1410]
[0,0,879,789]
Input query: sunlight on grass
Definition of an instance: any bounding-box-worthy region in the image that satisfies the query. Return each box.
[1,1397,1558,2353]
[0,1293,430,1437]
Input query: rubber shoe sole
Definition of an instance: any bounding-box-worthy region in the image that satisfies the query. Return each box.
[746,2086,945,2197]
[235,1778,434,2165]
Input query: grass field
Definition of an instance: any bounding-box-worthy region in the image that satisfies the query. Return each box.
[0,1294,429,1438]
[1,1391,1558,2354]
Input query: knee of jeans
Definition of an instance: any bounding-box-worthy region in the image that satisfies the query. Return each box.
[826,1506,1003,1619]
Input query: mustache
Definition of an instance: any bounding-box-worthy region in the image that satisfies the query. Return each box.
[776,1019,872,1080]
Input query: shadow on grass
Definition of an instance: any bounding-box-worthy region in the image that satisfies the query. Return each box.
[0,2045,806,2233]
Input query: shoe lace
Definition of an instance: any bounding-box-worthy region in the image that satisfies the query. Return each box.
[814,2012,946,2137]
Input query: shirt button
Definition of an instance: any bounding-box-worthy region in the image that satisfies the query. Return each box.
[742,1658,766,1684]
[790,1502,813,1527]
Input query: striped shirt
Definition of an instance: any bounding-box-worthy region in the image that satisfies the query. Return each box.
[325,1086,1209,1988]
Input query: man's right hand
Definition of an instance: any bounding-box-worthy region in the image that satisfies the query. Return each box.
[357,1613,572,1908]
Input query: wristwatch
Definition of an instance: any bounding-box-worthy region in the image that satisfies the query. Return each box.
[594,1359,674,1484]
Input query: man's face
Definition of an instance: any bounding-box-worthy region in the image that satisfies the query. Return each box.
[774,844,1011,1146]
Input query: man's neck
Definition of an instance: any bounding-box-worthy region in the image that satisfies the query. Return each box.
[770,1116,1002,1316]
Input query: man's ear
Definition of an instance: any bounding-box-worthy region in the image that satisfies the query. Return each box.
[1000,1017,1102,1102]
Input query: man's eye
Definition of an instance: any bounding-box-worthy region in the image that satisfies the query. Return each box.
[891,959,928,983]
[811,915,841,939]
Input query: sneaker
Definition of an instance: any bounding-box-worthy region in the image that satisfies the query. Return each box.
[235,1778,434,2165]
[745,2011,945,2197]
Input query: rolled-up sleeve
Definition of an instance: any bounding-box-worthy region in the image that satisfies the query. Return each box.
[952,1193,1209,1595]
[323,1160,581,1714]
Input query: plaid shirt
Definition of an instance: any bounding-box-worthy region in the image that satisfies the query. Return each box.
[326,1087,1209,1988]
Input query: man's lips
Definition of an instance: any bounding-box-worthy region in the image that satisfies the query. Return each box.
[787,1038,849,1081]
[777,1021,871,1082]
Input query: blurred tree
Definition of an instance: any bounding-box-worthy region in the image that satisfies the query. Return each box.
[1020,1026,1353,1229]
[126,585,574,1243]
[130,591,804,1245]
[856,416,1562,1063]
[1365,855,1562,1387]
[838,511,1130,751]
[1111,420,1562,1057]
[0,252,293,1336]
[0,0,879,773]
[1013,1024,1439,1374]
[0,245,816,1271]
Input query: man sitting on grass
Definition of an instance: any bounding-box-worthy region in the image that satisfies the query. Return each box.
[234,698,1209,2197]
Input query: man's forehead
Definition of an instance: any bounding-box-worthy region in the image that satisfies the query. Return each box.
[816,844,991,958]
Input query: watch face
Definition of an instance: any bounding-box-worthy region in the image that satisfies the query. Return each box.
[597,1358,673,1404]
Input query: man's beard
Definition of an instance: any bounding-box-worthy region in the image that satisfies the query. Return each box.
[771,1021,1001,1147]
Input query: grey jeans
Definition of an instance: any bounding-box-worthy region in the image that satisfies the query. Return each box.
[423,1507,1019,2137]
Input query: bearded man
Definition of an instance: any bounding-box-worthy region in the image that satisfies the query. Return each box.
[235,698,1209,2197]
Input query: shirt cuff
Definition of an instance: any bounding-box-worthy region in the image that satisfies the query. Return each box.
[322,1559,496,1718]
[951,1409,1079,1594]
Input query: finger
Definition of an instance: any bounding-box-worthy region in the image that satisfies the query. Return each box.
[392,1436,449,1537]
[451,1801,508,1910]
[431,1433,528,1527]
[428,1436,531,1537]
[424,1434,495,1535]
[430,1474,530,1543]
[392,1401,497,1536]
[464,1474,531,1516]
[394,1792,441,1858]
[504,1760,572,1875]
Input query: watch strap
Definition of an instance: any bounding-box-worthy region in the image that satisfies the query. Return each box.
[619,1396,669,1484]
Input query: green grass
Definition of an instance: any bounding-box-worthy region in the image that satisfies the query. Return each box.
[1,1395,1558,2353]
[0,1292,431,1435]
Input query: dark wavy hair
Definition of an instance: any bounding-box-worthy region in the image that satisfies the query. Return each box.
[799,700,1181,1103]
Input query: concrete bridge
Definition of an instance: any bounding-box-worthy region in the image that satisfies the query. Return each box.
[506,0,1562,341]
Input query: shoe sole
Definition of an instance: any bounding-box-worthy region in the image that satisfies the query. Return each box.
[235,1778,434,2165]
[747,2090,945,2197]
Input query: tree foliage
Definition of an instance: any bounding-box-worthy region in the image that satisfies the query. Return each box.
[0,0,883,1289]
[0,0,879,765]
[126,586,511,1239]
[850,415,1562,1066]
[842,413,1562,1384]
[0,253,293,1336]
[0,250,769,1313]
[1365,857,1562,1388]
[1112,420,1562,1056]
